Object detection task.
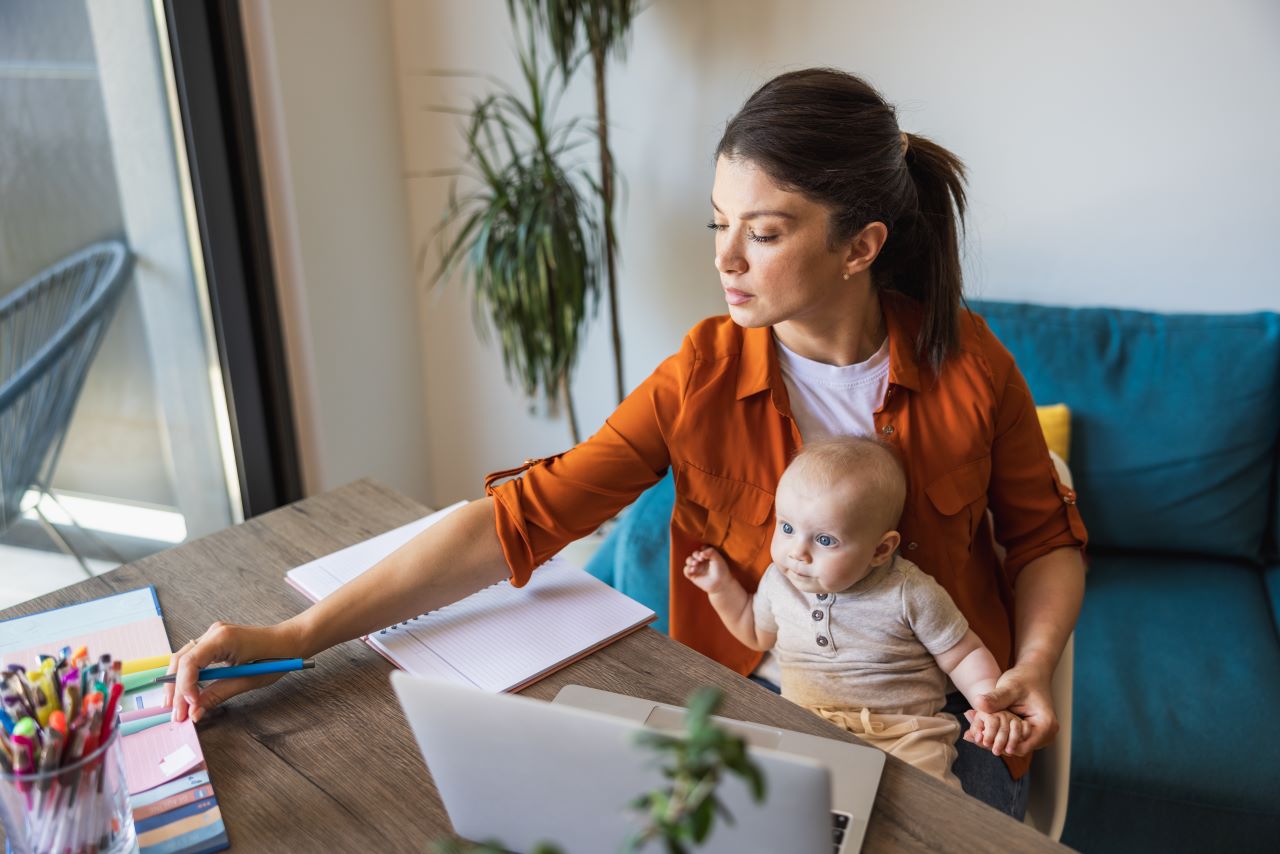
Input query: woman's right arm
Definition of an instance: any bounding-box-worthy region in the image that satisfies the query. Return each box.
[166,497,508,722]
[169,325,702,722]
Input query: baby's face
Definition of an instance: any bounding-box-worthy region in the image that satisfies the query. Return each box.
[769,473,885,595]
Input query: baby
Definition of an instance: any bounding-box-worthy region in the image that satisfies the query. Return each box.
[684,436,1023,787]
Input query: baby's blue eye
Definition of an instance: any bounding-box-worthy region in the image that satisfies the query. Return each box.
[816,534,835,547]
[781,522,793,534]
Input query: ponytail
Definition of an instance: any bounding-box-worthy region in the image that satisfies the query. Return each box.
[885,133,968,372]
[717,69,969,373]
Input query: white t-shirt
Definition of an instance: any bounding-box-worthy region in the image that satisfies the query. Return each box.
[774,332,890,442]
[754,333,891,685]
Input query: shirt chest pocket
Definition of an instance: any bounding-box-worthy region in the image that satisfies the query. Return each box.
[922,455,991,574]
[675,464,774,573]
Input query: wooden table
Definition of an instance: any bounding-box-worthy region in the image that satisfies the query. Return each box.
[0,480,1070,852]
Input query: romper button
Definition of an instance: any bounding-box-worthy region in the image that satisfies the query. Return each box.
[816,636,829,647]
[881,424,894,436]
[812,610,823,621]
[816,593,828,600]
[907,542,918,550]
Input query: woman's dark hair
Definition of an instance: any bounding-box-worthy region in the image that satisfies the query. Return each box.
[716,68,967,372]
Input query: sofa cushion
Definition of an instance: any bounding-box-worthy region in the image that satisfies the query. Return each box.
[972,301,1280,561]
[1269,460,1280,563]
[584,471,674,633]
[1266,564,1280,644]
[1066,553,1280,844]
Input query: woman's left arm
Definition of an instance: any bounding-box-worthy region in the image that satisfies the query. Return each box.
[973,546,1085,754]
[975,327,1090,754]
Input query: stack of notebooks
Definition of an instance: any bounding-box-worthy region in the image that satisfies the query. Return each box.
[0,587,230,854]
[285,501,656,692]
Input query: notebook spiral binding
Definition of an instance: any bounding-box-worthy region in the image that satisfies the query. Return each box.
[377,578,509,635]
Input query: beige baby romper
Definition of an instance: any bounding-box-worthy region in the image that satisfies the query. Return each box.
[752,555,969,787]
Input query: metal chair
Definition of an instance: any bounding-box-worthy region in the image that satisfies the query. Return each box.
[0,240,133,567]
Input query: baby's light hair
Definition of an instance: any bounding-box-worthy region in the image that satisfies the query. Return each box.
[783,436,908,533]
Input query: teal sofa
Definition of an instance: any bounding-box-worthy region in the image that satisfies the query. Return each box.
[585,300,1280,853]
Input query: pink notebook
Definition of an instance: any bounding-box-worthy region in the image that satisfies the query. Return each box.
[285,503,656,692]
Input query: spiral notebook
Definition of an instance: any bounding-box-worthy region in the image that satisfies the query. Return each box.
[284,502,656,693]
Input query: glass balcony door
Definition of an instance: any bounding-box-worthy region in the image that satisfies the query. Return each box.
[0,0,294,607]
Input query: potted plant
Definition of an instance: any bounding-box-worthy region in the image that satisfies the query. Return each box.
[508,0,641,406]
[433,29,602,443]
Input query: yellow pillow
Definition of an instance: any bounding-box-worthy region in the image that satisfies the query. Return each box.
[1036,403,1071,462]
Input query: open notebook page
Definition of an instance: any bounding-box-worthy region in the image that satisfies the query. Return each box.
[370,558,655,692]
[285,503,655,692]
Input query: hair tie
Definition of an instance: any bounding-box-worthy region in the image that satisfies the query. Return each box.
[900,131,910,157]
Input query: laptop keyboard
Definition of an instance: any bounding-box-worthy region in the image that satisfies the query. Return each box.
[832,810,851,852]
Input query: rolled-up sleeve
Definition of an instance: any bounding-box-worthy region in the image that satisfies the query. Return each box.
[486,335,696,586]
[987,358,1088,586]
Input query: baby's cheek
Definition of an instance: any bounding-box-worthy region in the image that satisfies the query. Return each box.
[768,533,786,567]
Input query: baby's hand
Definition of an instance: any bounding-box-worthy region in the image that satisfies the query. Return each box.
[963,708,1026,757]
[683,546,732,594]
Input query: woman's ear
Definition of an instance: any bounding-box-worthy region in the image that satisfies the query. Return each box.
[871,529,901,565]
[844,221,889,276]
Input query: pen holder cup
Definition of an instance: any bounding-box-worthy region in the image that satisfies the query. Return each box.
[0,722,135,854]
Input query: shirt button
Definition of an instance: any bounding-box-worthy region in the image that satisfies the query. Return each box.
[907,542,918,550]
[816,636,829,647]
[881,424,894,436]
[1063,489,1077,505]
[811,610,823,621]
[816,593,828,600]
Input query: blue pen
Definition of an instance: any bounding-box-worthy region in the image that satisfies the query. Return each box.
[152,658,316,684]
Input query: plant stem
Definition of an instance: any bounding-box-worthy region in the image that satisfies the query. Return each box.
[591,35,625,405]
[562,369,581,445]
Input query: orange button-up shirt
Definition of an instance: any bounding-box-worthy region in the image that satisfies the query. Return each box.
[487,290,1087,779]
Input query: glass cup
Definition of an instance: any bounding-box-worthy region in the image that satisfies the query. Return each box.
[0,721,135,854]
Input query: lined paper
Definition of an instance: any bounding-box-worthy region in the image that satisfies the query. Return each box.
[286,506,656,692]
[371,559,654,691]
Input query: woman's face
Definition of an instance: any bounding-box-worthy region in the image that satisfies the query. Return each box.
[709,155,852,329]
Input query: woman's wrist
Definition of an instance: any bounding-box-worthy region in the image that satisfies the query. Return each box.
[281,613,323,659]
[1011,648,1058,682]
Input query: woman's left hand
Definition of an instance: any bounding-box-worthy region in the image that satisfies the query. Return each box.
[966,664,1059,756]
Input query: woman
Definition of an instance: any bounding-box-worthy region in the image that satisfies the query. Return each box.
[168,68,1086,818]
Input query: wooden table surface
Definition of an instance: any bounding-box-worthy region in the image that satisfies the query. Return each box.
[0,480,1069,852]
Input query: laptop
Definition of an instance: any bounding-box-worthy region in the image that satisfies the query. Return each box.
[391,673,885,854]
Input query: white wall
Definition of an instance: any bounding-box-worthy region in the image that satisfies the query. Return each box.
[253,0,1280,507]
[242,0,433,503]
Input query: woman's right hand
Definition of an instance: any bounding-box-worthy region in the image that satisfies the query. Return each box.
[164,619,308,723]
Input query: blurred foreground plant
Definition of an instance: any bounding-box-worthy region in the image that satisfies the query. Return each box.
[432,687,764,854]
[626,687,766,853]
